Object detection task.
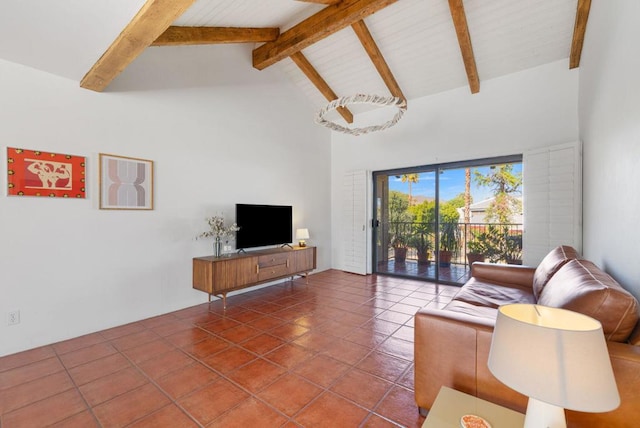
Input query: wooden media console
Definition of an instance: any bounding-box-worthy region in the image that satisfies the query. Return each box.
[192,246,316,308]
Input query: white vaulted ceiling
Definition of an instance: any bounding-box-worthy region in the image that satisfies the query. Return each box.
[0,0,583,116]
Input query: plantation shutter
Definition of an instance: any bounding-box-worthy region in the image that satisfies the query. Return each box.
[342,170,368,275]
[523,141,582,265]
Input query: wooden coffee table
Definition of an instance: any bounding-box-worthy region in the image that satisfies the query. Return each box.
[422,386,525,427]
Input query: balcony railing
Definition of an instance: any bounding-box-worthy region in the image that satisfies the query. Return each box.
[382,221,523,267]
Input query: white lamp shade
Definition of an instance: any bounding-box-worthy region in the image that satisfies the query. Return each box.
[295,228,310,240]
[488,304,620,413]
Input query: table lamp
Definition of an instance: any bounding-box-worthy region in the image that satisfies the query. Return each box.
[488,304,620,428]
[296,228,309,247]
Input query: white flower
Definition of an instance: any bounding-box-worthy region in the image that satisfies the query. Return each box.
[197,216,240,240]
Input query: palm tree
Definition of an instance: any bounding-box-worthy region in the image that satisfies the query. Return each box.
[401,173,419,206]
[464,168,471,224]
[464,168,472,250]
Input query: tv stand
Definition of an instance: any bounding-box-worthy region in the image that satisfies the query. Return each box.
[192,246,316,309]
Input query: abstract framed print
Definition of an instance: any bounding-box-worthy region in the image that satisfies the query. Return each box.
[6,147,86,198]
[99,153,153,210]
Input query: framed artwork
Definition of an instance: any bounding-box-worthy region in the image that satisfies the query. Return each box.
[99,153,153,210]
[6,147,86,198]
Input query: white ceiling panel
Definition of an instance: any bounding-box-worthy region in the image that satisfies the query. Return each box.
[1,0,581,116]
[175,0,323,29]
[466,0,576,80]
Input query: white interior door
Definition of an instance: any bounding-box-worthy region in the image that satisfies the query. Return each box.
[342,170,368,275]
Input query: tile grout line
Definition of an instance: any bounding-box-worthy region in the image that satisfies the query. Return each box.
[50,344,104,428]
[1,271,434,427]
[191,297,378,426]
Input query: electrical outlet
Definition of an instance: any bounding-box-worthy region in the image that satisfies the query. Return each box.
[8,310,20,326]
[224,245,232,253]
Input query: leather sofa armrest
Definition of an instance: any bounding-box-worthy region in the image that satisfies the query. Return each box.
[415,307,496,329]
[607,340,640,364]
[471,262,536,289]
[566,341,640,426]
[414,308,495,411]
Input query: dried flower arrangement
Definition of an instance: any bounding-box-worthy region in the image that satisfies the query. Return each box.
[197,216,240,241]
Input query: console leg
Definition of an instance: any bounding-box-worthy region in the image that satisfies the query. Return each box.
[208,294,212,302]
[221,293,227,310]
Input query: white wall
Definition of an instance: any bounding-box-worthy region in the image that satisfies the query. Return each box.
[0,50,331,356]
[330,60,579,272]
[579,1,640,300]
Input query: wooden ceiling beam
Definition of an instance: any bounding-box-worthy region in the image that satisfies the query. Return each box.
[152,26,279,46]
[447,0,480,94]
[253,0,398,70]
[290,52,354,124]
[351,20,405,101]
[569,0,591,69]
[80,0,196,92]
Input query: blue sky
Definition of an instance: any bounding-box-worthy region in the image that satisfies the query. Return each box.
[388,163,522,203]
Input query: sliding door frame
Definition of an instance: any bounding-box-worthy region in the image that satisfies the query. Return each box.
[372,154,523,284]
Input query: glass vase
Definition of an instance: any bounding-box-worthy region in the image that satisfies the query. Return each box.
[213,237,222,257]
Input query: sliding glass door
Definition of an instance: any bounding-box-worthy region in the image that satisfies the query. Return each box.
[373,156,523,285]
[374,170,437,281]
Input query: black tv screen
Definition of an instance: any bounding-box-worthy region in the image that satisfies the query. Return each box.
[235,204,293,249]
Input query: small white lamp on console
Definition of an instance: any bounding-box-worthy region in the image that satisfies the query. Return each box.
[488,304,620,428]
[295,228,310,247]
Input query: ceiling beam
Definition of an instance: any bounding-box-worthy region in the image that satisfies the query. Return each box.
[296,0,342,4]
[351,20,405,101]
[253,0,398,70]
[447,0,480,94]
[152,26,280,46]
[569,0,591,69]
[290,52,354,124]
[80,0,196,92]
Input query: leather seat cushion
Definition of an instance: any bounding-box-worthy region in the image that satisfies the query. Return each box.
[442,300,499,321]
[537,259,639,342]
[532,245,579,299]
[453,278,535,308]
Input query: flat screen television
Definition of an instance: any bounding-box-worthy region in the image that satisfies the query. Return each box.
[235,204,293,250]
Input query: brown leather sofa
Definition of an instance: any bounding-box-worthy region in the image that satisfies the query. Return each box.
[414,246,640,427]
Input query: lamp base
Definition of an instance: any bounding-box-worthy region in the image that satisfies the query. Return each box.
[524,398,566,428]
[298,240,307,247]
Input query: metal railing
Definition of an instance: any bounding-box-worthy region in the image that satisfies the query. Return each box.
[382,221,523,266]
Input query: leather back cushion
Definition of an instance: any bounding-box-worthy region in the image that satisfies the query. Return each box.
[537,259,639,342]
[629,323,640,346]
[532,245,579,299]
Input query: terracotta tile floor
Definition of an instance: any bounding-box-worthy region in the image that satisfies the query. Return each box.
[0,269,459,427]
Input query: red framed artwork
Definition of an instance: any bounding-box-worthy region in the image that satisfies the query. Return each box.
[6,147,86,198]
